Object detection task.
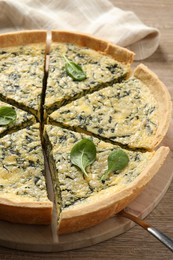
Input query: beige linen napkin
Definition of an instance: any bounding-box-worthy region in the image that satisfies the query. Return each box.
[0,0,159,60]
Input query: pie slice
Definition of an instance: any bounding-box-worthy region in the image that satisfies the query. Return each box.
[0,100,36,137]
[0,124,52,224]
[0,31,46,120]
[44,31,134,114]
[48,64,172,150]
[44,124,169,234]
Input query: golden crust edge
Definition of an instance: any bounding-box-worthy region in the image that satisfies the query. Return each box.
[134,64,172,149]
[58,146,169,234]
[51,30,134,64]
[0,31,171,233]
[0,30,47,48]
[0,198,53,225]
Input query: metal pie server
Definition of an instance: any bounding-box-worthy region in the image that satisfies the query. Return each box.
[119,209,173,252]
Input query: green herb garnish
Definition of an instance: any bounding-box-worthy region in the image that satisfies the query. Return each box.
[0,106,17,126]
[70,138,96,177]
[101,149,129,181]
[63,55,87,81]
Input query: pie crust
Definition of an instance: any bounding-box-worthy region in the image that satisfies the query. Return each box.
[0,30,47,48]
[0,31,172,234]
[51,30,134,64]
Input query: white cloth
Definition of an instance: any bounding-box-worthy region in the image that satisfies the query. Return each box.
[0,0,160,60]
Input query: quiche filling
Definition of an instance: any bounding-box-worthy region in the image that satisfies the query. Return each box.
[44,125,154,210]
[48,77,159,149]
[0,44,45,120]
[0,100,36,137]
[0,124,49,203]
[45,42,130,114]
[0,31,171,233]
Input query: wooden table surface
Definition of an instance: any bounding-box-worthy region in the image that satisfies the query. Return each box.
[0,0,173,259]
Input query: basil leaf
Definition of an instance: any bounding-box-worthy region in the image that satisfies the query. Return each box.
[0,106,17,126]
[64,55,86,81]
[70,138,96,177]
[101,149,129,181]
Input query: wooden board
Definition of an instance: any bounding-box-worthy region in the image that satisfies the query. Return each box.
[0,150,172,253]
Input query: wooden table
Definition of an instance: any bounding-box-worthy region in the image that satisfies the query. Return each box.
[0,0,173,259]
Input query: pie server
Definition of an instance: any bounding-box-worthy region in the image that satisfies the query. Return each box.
[119,209,173,252]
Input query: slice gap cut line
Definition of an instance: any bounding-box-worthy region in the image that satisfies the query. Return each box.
[39,30,60,242]
[42,147,60,243]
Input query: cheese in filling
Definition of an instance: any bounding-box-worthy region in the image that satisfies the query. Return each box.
[45,42,130,114]
[0,124,49,203]
[0,100,36,137]
[48,77,159,149]
[44,125,154,210]
[0,34,170,230]
[0,44,45,120]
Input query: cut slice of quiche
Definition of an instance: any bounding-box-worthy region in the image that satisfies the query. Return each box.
[0,100,36,138]
[48,64,172,150]
[0,124,52,224]
[44,31,134,115]
[0,31,46,120]
[44,124,169,234]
